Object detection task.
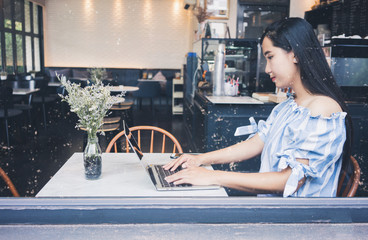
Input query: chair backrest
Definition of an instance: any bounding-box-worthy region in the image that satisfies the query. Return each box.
[0,167,19,197]
[106,126,183,154]
[337,156,361,197]
[0,85,14,115]
[34,78,49,97]
[9,80,36,89]
[133,81,161,98]
[69,78,87,88]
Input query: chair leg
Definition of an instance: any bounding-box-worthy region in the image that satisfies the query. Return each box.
[27,95,33,126]
[42,103,47,129]
[128,107,134,126]
[4,118,9,147]
[27,109,32,127]
[139,98,143,110]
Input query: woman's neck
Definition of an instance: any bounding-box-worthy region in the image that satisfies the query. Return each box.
[291,81,314,107]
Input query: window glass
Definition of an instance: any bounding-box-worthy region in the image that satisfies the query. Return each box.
[3,0,12,29]
[14,0,23,31]
[16,34,24,73]
[34,37,40,71]
[1,1,43,74]
[26,36,33,71]
[5,32,14,73]
[33,4,39,34]
[24,1,31,32]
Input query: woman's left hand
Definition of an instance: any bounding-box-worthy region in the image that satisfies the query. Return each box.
[165,167,217,186]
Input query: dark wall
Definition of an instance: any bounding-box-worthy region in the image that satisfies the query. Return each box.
[44,67,180,87]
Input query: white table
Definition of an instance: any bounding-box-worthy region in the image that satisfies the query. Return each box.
[48,82,61,87]
[137,79,166,83]
[12,88,40,95]
[36,153,228,197]
[108,85,139,92]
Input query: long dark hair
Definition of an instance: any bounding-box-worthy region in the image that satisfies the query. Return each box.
[261,17,352,168]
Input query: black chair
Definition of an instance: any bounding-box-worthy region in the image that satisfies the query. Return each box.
[69,77,88,88]
[56,85,67,116]
[8,80,35,126]
[5,74,16,81]
[32,77,58,129]
[102,79,119,86]
[132,81,161,111]
[0,85,23,147]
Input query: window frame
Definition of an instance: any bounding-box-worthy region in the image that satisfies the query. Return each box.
[0,197,368,224]
[0,0,43,74]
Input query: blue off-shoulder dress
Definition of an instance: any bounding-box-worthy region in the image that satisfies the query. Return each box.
[249,97,347,197]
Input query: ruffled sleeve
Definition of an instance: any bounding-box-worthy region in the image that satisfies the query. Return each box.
[277,111,347,197]
[252,99,293,141]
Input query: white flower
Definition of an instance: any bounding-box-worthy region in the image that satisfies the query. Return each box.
[57,74,124,136]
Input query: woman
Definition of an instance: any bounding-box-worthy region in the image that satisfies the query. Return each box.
[164,18,352,197]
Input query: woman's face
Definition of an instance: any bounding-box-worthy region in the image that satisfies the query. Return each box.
[262,37,300,89]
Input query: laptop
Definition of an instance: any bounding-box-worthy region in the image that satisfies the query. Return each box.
[122,121,220,191]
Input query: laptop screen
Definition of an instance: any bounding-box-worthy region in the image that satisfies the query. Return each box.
[123,121,143,160]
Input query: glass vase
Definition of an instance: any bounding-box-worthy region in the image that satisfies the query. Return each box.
[83,134,102,180]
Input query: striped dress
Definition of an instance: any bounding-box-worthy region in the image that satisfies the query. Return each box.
[249,97,347,197]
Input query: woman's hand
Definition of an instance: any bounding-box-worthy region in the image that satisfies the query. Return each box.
[165,167,217,186]
[163,154,201,171]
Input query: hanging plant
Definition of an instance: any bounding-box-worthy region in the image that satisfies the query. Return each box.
[194,6,212,23]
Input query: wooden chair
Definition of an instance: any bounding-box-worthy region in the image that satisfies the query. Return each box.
[80,122,121,151]
[337,156,361,197]
[0,166,19,197]
[106,125,183,154]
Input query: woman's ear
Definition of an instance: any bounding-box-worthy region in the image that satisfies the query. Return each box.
[290,52,298,64]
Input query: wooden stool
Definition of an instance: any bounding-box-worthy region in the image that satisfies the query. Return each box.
[110,100,134,126]
[103,116,121,124]
[110,100,133,110]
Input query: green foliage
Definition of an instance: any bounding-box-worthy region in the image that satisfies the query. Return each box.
[88,68,108,84]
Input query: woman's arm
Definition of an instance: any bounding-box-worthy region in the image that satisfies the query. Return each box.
[165,163,307,195]
[164,134,264,171]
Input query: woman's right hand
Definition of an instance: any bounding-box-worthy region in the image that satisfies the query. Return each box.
[163,154,202,171]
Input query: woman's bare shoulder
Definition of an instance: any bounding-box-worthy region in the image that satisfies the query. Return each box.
[307,96,342,117]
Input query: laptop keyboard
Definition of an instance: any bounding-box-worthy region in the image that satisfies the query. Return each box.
[153,165,192,188]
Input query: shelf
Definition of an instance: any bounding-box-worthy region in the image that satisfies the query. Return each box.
[173,92,183,98]
[224,68,245,73]
[192,38,260,94]
[172,77,183,115]
[172,105,183,115]
[225,55,247,59]
[173,78,183,84]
